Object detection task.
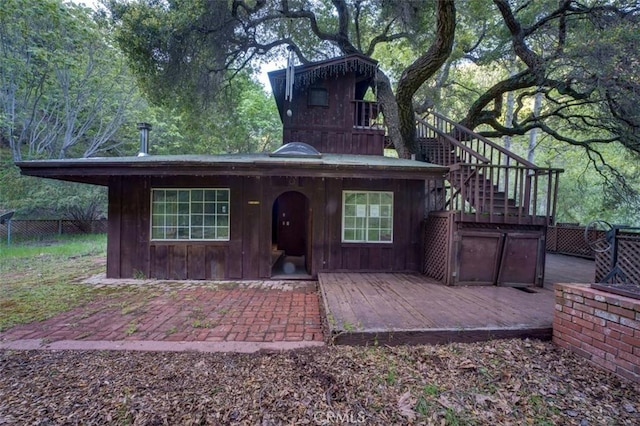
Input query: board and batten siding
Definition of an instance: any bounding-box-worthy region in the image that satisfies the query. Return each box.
[106,175,428,280]
[281,71,385,156]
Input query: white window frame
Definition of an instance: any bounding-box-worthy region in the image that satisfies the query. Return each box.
[150,188,230,241]
[341,190,393,243]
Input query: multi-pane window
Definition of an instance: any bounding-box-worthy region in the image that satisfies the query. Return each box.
[342,191,393,243]
[151,189,229,241]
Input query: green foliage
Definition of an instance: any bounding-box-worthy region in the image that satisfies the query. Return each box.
[0,0,143,160]
[109,0,232,109]
[140,74,281,155]
[539,140,640,226]
[492,128,640,226]
[3,0,636,224]
[110,0,282,155]
[0,157,107,219]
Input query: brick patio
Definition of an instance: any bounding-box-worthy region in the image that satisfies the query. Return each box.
[0,280,324,344]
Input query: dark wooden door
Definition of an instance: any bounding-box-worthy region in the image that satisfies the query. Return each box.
[497,232,544,287]
[453,231,504,285]
[274,192,307,256]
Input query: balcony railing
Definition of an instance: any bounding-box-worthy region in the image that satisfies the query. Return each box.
[353,100,383,129]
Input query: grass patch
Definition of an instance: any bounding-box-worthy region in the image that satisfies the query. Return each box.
[125,322,138,335]
[0,233,107,260]
[0,234,109,331]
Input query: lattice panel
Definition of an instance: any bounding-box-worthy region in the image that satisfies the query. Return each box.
[617,236,640,285]
[556,227,597,258]
[423,215,451,281]
[546,225,599,259]
[595,251,610,282]
[595,233,640,284]
[546,227,557,251]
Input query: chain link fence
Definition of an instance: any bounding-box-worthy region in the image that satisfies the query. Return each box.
[0,219,107,243]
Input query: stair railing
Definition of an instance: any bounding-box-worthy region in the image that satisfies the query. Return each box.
[417,112,562,225]
[421,111,537,169]
[447,163,562,225]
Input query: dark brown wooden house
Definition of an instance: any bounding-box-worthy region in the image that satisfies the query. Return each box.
[268,54,385,155]
[17,55,447,280]
[17,54,562,286]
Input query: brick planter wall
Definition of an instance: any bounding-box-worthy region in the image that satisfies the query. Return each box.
[554,283,640,383]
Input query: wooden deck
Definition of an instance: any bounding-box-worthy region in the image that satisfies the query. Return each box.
[320,254,596,345]
[544,253,595,288]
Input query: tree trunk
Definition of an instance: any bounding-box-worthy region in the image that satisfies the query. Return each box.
[528,91,543,163]
[503,90,514,155]
[394,0,456,158]
[503,57,517,164]
[374,72,407,158]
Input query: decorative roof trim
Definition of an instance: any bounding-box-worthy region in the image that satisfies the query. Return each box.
[269,54,378,93]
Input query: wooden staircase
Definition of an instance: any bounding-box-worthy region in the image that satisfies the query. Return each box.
[416,111,562,225]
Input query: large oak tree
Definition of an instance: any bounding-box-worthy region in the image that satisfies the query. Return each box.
[107,0,639,162]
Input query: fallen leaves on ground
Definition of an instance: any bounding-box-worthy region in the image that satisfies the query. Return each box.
[1,339,638,425]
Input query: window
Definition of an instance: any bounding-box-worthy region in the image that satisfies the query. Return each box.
[151,189,229,241]
[342,191,393,243]
[308,88,329,106]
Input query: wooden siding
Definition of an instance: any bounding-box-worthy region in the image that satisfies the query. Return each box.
[106,176,150,278]
[284,76,352,131]
[281,72,384,155]
[423,212,546,287]
[106,175,430,279]
[284,128,384,155]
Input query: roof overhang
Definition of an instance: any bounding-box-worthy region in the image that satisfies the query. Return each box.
[268,54,378,120]
[17,153,448,186]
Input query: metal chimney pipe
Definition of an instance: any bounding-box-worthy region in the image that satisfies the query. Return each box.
[137,122,152,157]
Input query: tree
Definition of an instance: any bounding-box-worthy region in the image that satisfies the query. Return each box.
[108,0,456,157]
[0,0,142,160]
[461,0,640,154]
[108,0,639,163]
[0,157,107,220]
[137,73,281,156]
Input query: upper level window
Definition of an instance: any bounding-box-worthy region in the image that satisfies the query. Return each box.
[342,191,393,243]
[308,88,329,107]
[151,189,229,241]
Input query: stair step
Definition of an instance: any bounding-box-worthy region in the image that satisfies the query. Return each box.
[480,206,527,215]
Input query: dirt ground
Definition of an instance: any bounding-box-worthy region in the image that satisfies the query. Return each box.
[1,339,638,425]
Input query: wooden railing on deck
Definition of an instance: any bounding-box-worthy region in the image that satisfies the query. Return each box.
[353,100,383,129]
[417,111,563,225]
[418,111,537,169]
[447,163,562,225]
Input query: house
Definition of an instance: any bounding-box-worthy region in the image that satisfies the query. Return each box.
[17,54,562,286]
[17,55,448,280]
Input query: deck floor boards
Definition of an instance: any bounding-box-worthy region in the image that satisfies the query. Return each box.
[320,254,595,345]
[544,253,595,288]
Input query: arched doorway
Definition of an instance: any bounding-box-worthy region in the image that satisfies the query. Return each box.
[271,191,312,278]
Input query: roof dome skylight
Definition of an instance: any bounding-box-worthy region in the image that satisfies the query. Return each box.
[269,142,322,158]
